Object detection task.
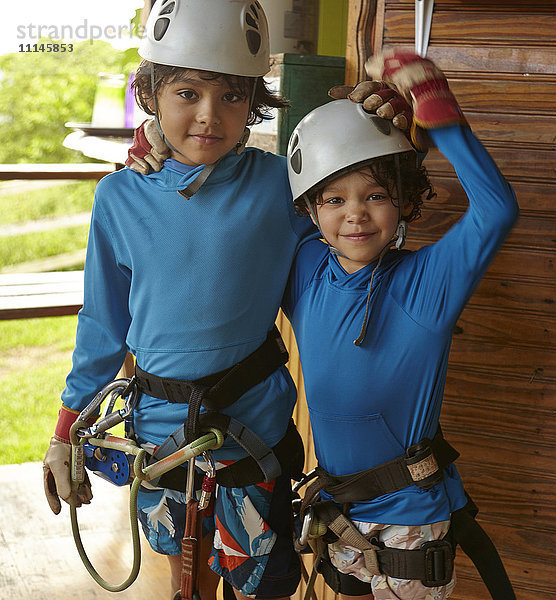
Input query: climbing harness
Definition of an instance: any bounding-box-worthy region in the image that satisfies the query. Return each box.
[293,432,516,600]
[68,378,224,593]
[134,326,305,489]
[67,326,304,597]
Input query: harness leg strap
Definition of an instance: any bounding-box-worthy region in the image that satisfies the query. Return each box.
[451,503,516,600]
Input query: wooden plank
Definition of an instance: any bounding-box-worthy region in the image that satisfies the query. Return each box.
[345,0,376,85]
[442,426,555,474]
[453,306,554,348]
[455,463,556,525]
[0,163,116,181]
[383,8,556,43]
[465,112,556,147]
[448,337,555,379]
[423,176,556,214]
[422,143,556,184]
[443,366,554,410]
[0,271,84,320]
[442,398,556,446]
[412,207,556,253]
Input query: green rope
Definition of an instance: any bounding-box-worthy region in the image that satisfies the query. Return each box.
[70,429,224,592]
[70,451,145,592]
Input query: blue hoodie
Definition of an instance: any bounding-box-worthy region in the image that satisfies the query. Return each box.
[62,147,312,459]
[283,125,519,525]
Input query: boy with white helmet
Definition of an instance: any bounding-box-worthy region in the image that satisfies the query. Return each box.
[43,1,312,599]
[283,51,518,599]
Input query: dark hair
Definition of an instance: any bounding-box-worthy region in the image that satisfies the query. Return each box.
[294,151,434,223]
[132,60,289,126]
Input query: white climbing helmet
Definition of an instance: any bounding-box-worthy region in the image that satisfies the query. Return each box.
[287,99,415,202]
[139,0,271,77]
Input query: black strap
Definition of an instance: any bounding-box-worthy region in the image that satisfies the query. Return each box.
[305,429,459,507]
[314,500,454,587]
[155,418,304,490]
[450,499,516,600]
[134,326,288,411]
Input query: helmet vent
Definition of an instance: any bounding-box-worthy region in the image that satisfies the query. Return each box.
[154,17,171,41]
[159,2,175,16]
[245,5,263,55]
[290,148,302,174]
[369,115,391,135]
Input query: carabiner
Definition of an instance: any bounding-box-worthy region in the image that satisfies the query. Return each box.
[294,505,313,552]
[198,451,216,511]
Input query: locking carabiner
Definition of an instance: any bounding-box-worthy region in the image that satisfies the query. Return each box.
[198,451,216,511]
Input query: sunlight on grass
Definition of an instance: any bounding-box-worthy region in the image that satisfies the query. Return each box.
[0,180,95,225]
[0,225,89,269]
[0,316,77,464]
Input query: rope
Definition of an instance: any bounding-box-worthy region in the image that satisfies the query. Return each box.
[70,430,223,592]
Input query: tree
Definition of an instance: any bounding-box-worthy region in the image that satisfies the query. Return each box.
[0,40,139,163]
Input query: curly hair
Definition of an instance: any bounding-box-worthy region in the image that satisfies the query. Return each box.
[294,151,434,223]
[132,60,289,126]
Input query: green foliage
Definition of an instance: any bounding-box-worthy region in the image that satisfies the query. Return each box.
[0,225,89,269]
[0,40,140,164]
[0,316,77,464]
[0,180,95,225]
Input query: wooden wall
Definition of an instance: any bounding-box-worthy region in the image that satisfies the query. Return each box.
[284,1,556,598]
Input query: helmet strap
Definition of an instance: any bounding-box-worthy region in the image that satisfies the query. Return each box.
[235,78,258,155]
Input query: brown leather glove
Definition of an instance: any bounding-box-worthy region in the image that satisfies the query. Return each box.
[126,118,171,174]
[328,80,414,133]
[366,49,467,149]
[43,404,95,514]
[43,437,92,514]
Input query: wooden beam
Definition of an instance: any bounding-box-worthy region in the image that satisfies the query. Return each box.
[345,0,377,85]
[0,163,116,181]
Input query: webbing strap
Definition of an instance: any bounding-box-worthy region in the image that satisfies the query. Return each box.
[134,326,288,411]
[148,413,282,487]
[451,502,516,600]
[314,501,453,586]
[302,429,459,511]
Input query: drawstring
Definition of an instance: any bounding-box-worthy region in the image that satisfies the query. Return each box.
[353,154,406,345]
[353,248,387,346]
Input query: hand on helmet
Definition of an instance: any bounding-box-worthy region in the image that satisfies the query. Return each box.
[365,49,467,149]
[126,119,171,174]
[329,80,413,134]
[43,437,93,514]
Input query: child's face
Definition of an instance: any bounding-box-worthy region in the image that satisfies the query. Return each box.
[315,169,400,274]
[155,71,250,166]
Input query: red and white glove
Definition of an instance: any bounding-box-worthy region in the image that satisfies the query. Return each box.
[329,80,414,134]
[366,49,467,149]
[125,118,171,175]
[43,405,95,514]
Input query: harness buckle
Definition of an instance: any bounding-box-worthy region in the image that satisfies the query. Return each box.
[420,539,454,587]
[405,438,443,489]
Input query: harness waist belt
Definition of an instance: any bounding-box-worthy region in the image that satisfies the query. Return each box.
[134,325,288,411]
[303,429,459,508]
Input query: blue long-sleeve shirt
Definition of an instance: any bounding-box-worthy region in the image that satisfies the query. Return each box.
[282,125,519,525]
[62,148,312,459]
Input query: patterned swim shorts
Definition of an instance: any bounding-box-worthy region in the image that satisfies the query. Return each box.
[325,520,456,599]
[136,462,300,599]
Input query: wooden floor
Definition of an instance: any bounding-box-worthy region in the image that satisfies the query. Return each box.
[0,462,173,599]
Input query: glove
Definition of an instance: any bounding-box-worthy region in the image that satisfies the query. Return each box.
[125,118,171,174]
[329,80,414,133]
[365,49,467,149]
[43,437,92,514]
[43,404,95,514]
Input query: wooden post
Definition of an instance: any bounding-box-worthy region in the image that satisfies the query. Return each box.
[345,0,378,85]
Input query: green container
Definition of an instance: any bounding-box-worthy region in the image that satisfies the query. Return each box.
[277,54,346,155]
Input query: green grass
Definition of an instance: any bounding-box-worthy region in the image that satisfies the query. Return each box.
[0,225,89,269]
[0,316,78,464]
[0,180,95,225]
